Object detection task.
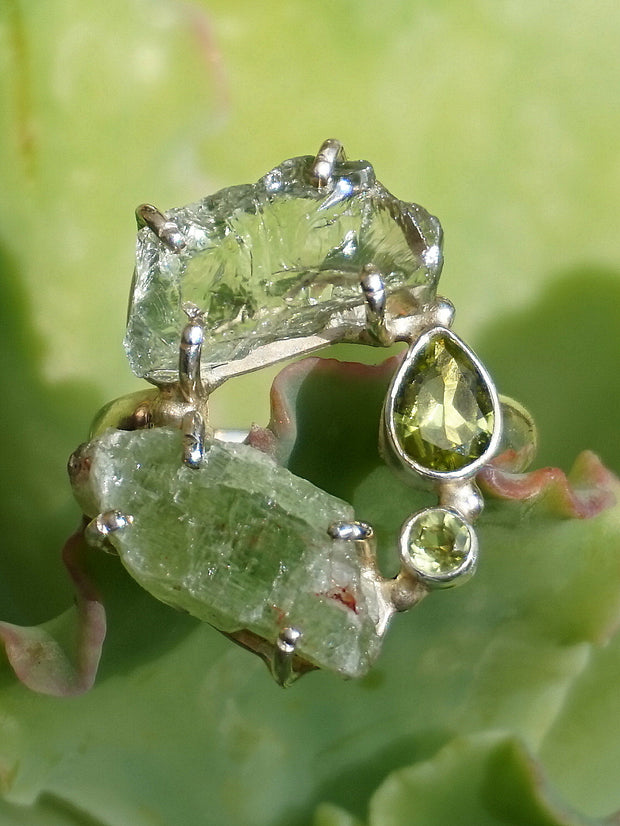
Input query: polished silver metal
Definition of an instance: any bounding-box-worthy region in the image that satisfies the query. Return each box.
[438,479,484,522]
[167,295,457,389]
[386,571,429,613]
[382,325,503,483]
[136,203,186,252]
[133,402,151,429]
[85,510,133,553]
[201,331,341,389]
[399,507,478,589]
[433,297,455,330]
[179,319,208,467]
[327,520,374,541]
[272,627,302,687]
[309,139,346,187]
[179,321,205,405]
[182,410,206,469]
[383,299,455,347]
[360,264,391,345]
[360,266,386,318]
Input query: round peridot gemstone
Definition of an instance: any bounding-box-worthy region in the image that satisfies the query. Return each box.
[401,508,473,583]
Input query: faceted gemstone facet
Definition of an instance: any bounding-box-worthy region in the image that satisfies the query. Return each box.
[401,508,474,583]
[391,330,495,473]
[125,154,444,383]
[69,427,391,679]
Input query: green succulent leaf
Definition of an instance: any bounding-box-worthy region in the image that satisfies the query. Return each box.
[363,733,602,826]
[313,803,365,826]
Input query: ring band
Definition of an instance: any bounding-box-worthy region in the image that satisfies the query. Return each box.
[69,140,536,687]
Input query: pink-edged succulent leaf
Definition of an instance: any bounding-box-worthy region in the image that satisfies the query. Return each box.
[0,525,105,697]
[481,450,617,518]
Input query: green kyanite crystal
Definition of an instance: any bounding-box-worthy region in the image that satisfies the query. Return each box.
[69,427,390,679]
[393,331,495,472]
[125,154,443,383]
[403,509,471,578]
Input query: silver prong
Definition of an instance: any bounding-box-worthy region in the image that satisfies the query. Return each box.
[361,264,386,318]
[328,520,374,541]
[310,138,346,187]
[132,402,151,430]
[85,510,133,553]
[273,627,302,688]
[182,410,206,469]
[135,203,186,252]
[360,265,392,345]
[179,321,205,405]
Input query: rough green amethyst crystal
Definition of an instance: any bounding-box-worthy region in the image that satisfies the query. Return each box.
[70,427,390,678]
[125,154,443,383]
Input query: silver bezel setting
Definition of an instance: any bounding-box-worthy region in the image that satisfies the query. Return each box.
[399,507,478,589]
[383,325,503,483]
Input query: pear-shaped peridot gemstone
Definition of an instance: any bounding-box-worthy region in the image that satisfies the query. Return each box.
[401,508,474,584]
[392,330,495,473]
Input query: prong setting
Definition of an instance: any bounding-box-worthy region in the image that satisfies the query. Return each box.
[309,138,346,187]
[85,510,133,553]
[135,203,186,252]
[273,627,302,688]
[360,265,392,345]
[328,521,374,541]
[179,320,205,405]
[182,410,206,469]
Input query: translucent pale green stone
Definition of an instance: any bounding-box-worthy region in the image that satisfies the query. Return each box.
[393,332,494,472]
[496,395,538,472]
[70,427,388,678]
[125,154,443,383]
[404,509,471,577]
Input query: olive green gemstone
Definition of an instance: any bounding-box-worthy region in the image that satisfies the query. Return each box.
[393,331,495,472]
[403,508,471,578]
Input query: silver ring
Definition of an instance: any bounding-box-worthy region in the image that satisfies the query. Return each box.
[69,139,537,686]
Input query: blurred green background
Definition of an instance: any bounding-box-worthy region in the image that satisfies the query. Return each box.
[1,1,620,824]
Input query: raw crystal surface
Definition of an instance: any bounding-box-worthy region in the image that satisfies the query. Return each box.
[393,331,495,472]
[70,427,389,678]
[125,154,443,383]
